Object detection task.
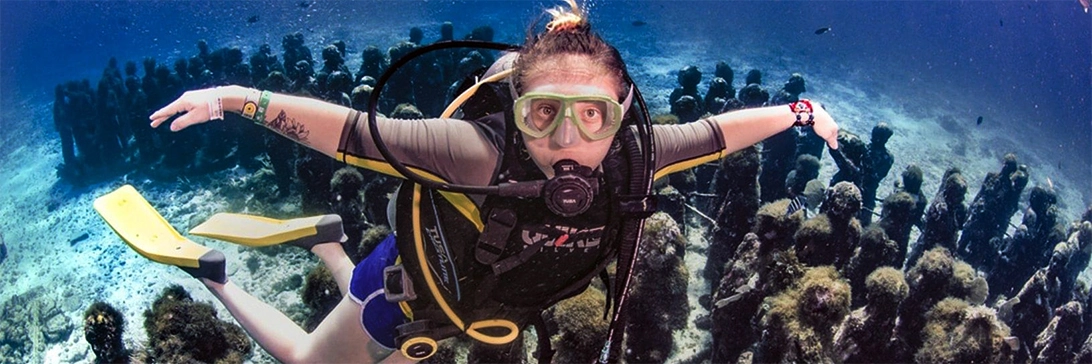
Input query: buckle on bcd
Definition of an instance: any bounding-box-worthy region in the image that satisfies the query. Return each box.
[383,264,417,302]
[618,194,657,218]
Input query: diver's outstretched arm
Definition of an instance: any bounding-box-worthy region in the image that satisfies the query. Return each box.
[708,102,839,154]
[149,86,351,159]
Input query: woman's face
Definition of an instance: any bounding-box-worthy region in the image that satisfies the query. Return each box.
[519,55,622,178]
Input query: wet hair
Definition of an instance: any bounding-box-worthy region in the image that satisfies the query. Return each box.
[513,0,627,99]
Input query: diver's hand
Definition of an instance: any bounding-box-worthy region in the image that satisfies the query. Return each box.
[810,101,839,150]
[150,86,241,131]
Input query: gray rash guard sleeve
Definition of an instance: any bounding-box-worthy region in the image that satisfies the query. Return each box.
[337,110,725,185]
[650,118,727,179]
[336,110,501,186]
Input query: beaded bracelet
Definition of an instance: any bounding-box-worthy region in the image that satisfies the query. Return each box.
[790,99,815,127]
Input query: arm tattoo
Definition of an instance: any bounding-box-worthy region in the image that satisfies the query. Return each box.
[267,110,310,143]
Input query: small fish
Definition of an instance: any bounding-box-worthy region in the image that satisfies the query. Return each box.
[999,19,1004,27]
[246,15,259,24]
[786,195,809,217]
[632,20,647,27]
[976,116,983,125]
[69,232,89,246]
[1081,0,1090,13]
[814,27,832,35]
[298,0,311,9]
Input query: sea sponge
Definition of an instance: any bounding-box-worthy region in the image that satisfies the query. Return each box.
[821,181,862,222]
[951,260,989,305]
[916,300,1013,364]
[139,285,251,363]
[797,267,853,328]
[545,286,609,364]
[755,266,851,363]
[347,224,391,264]
[865,267,909,310]
[651,113,679,125]
[331,167,364,194]
[301,265,340,332]
[391,103,424,119]
[793,214,836,266]
[754,199,806,251]
[83,301,129,363]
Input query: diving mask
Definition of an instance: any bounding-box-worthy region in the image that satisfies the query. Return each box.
[513,85,634,140]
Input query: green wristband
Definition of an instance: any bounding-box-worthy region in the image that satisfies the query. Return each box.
[252,90,272,124]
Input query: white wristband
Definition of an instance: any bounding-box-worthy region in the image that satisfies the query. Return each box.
[208,87,225,121]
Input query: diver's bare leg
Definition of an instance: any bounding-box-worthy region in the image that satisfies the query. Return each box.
[310,242,354,295]
[202,278,399,363]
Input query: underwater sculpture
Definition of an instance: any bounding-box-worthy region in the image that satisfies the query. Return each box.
[754,266,852,363]
[669,65,705,120]
[958,153,1029,271]
[794,181,862,269]
[907,167,969,269]
[710,199,805,363]
[705,146,762,283]
[833,267,908,363]
[623,212,690,363]
[989,185,1068,300]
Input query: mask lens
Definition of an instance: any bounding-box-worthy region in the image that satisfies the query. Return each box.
[572,100,616,137]
[517,96,562,137]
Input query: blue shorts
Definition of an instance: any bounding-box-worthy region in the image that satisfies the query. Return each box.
[349,234,407,350]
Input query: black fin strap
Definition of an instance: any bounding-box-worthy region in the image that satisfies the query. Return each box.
[531,313,556,364]
[476,208,517,265]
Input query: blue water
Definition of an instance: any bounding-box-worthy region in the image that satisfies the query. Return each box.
[1,0,1090,362]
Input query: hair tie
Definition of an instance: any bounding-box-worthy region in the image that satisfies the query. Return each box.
[545,0,585,33]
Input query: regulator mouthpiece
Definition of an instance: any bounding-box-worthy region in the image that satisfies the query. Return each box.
[543,160,598,217]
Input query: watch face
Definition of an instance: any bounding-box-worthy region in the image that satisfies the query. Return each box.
[242,101,258,118]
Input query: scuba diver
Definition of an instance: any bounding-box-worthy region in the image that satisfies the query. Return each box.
[100,1,839,362]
